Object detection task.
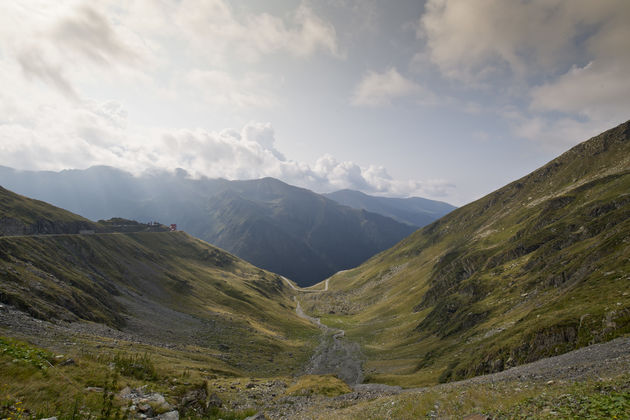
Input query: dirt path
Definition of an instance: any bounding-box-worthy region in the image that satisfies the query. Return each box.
[293,297,363,384]
[282,276,328,292]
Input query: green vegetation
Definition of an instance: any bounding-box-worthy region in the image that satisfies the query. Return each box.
[0,230,319,375]
[0,337,55,371]
[302,120,630,387]
[0,182,323,416]
[110,353,158,381]
[317,374,630,419]
[0,186,98,235]
[285,375,353,397]
[0,337,261,419]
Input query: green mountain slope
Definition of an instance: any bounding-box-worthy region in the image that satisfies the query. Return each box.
[324,189,456,227]
[0,187,319,378]
[302,120,630,386]
[0,186,98,235]
[0,170,417,286]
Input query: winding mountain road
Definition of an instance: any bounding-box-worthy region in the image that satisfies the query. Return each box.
[281,276,328,292]
[283,275,362,384]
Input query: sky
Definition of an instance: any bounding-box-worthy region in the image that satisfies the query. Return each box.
[1,1,629,206]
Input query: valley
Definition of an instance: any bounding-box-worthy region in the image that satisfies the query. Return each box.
[0,121,629,419]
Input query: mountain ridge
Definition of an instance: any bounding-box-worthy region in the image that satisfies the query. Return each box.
[0,168,418,285]
[324,188,455,227]
[301,119,630,386]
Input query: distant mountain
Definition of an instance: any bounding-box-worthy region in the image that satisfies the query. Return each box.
[303,120,630,386]
[0,168,416,285]
[324,189,455,227]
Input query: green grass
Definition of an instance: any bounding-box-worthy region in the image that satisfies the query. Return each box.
[301,120,630,387]
[0,185,99,232]
[0,231,320,377]
[0,226,320,415]
[313,374,630,419]
[285,375,353,397]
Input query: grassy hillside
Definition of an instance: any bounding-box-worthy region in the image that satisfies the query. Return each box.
[0,186,99,235]
[0,186,322,418]
[0,231,318,373]
[302,120,630,387]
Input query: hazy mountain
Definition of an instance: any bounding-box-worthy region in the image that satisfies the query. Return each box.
[0,168,416,285]
[302,120,630,386]
[323,189,456,227]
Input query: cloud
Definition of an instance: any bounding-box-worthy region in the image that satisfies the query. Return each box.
[528,4,630,123]
[418,0,586,82]
[3,2,154,102]
[175,1,341,62]
[530,62,630,123]
[16,46,79,100]
[185,69,277,109]
[0,94,452,199]
[351,67,426,106]
[512,116,620,152]
[52,5,145,67]
[417,0,630,148]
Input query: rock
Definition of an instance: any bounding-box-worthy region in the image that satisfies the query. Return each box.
[85,387,104,393]
[244,413,266,420]
[156,410,179,420]
[181,389,207,406]
[118,386,133,399]
[463,415,490,420]
[208,392,222,408]
[40,417,58,420]
[60,358,75,366]
[246,382,257,389]
[137,403,153,415]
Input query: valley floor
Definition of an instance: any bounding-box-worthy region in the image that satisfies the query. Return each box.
[1,300,629,419]
[256,335,630,419]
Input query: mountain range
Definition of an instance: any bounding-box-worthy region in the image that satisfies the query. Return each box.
[0,121,628,418]
[0,167,453,285]
[324,189,455,227]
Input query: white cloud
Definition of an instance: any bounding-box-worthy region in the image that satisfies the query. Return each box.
[174,1,341,62]
[530,62,630,122]
[0,92,452,199]
[52,5,145,68]
[528,3,630,123]
[418,0,587,82]
[351,67,427,106]
[2,2,155,101]
[16,46,79,100]
[185,69,277,109]
[417,0,630,148]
